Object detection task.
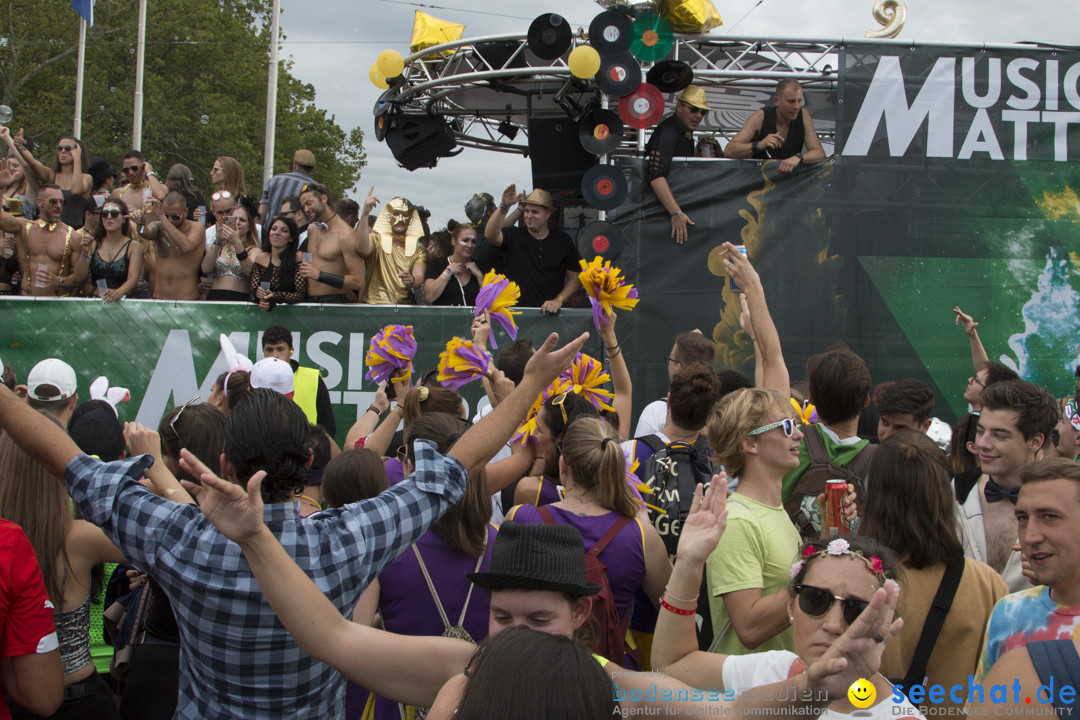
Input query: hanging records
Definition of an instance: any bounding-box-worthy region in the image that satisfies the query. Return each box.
[618,83,665,129]
[588,9,633,58]
[581,164,628,211]
[579,109,624,155]
[646,60,694,93]
[527,13,572,60]
[629,10,674,63]
[597,51,641,98]
[577,221,626,261]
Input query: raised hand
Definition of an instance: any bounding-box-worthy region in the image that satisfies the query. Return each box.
[362,186,379,217]
[179,448,268,544]
[500,184,518,208]
[522,331,590,387]
[674,475,729,566]
[471,311,491,350]
[954,306,978,336]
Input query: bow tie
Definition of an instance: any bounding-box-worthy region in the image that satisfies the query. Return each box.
[37,219,58,232]
[128,180,145,190]
[984,477,1019,504]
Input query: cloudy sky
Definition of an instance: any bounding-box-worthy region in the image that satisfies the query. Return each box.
[274,0,1072,227]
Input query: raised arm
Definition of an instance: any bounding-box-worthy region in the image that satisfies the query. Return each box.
[724,242,789,395]
[599,310,632,440]
[954,306,990,371]
[0,384,82,477]
[353,187,378,258]
[484,185,522,248]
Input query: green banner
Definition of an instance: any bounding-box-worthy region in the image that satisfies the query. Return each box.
[0,298,600,444]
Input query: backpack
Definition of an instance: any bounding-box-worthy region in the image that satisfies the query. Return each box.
[783,425,876,541]
[638,434,718,559]
[537,506,632,664]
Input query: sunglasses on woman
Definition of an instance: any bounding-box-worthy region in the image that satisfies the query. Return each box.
[101,209,124,219]
[747,417,800,437]
[793,584,869,626]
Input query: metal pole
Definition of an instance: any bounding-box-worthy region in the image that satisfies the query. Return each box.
[73,19,86,137]
[262,0,280,185]
[132,0,147,150]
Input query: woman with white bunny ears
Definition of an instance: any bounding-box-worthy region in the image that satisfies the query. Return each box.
[207,334,253,416]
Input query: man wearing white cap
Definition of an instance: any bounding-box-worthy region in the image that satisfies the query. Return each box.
[249,357,295,397]
[725,80,825,174]
[484,185,581,313]
[646,85,710,245]
[25,358,79,426]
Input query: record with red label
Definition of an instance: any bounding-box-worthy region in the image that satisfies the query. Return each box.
[646,60,694,93]
[618,83,665,129]
[597,51,641,99]
[527,13,572,60]
[577,221,626,261]
[579,109,624,155]
[581,164,628,211]
[629,10,674,63]
[588,9,634,58]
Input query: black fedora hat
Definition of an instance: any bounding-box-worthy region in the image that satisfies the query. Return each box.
[468,521,600,596]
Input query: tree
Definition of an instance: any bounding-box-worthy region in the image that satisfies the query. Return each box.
[0,0,365,200]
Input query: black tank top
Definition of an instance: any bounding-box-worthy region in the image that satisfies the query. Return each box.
[90,239,131,289]
[752,106,806,160]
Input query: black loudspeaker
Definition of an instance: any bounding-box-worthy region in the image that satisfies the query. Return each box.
[384,116,458,171]
[528,116,596,194]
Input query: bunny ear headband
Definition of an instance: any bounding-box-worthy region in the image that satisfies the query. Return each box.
[89,376,131,416]
[219,334,253,398]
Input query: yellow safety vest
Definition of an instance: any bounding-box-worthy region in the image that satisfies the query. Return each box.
[293,366,320,425]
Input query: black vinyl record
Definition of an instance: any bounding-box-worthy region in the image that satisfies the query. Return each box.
[527,13,572,60]
[588,10,634,58]
[581,164,629,211]
[646,61,694,93]
[578,221,626,261]
[579,109,624,155]
[597,51,641,99]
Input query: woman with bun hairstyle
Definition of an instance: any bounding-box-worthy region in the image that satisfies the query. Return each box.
[423,220,484,306]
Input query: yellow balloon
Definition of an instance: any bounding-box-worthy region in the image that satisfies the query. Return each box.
[377,49,405,78]
[369,64,390,90]
[568,45,601,79]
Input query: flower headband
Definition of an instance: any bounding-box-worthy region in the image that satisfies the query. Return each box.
[789,538,886,582]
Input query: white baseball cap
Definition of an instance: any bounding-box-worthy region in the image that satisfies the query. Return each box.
[249,357,294,396]
[27,358,77,401]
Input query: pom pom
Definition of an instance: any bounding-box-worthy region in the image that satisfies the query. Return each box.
[475,271,521,349]
[561,353,615,413]
[365,325,417,385]
[578,256,639,330]
[513,378,571,445]
[436,337,491,391]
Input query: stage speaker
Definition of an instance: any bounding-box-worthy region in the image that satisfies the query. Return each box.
[528,116,595,194]
[385,116,458,170]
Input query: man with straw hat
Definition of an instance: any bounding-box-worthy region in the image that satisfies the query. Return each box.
[646,85,711,245]
[725,80,825,174]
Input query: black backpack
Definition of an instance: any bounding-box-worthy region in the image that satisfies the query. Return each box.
[638,434,718,559]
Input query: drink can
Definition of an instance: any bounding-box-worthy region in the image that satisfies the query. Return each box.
[825,479,849,536]
[729,244,748,292]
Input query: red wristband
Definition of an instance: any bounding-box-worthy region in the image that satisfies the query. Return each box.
[660,596,695,616]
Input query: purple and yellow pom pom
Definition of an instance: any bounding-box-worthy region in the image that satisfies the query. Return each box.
[578,256,639,330]
[436,337,492,392]
[365,325,417,385]
[475,271,521,349]
[560,353,615,413]
[513,377,571,445]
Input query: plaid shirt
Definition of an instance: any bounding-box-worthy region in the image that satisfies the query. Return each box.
[65,439,466,719]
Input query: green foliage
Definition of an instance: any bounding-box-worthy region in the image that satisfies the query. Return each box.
[0,0,365,200]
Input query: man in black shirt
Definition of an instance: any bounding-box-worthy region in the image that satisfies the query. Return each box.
[646,85,710,245]
[483,186,581,313]
[725,80,825,174]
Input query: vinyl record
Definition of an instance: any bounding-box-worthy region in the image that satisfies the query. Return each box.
[527,13,572,61]
[579,109,624,155]
[577,221,626,261]
[629,10,674,63]
[588,10,633,57]
[646,60,694,93]
[618,83,665,129]
[597,51,641,99]
[581,164,628,211]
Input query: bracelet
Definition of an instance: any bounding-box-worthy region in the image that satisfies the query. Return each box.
[317,271,345,289]
[660,596,696,616]
[670,209,682,217]
[664,587,699,604]
[606,347,622,359]
[366,404,381,415]
[498,204,510,212]
[605,344,619,351]
[752,141,760,154]
[235,249,249,261]
[555,295,565,304]
[390,405,404,418]
[80,253,91,259]
[443,268,452,277]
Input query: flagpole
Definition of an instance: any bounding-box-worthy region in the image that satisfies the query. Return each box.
[73,18,86,137]
[262,0,280,185]
[132,0,147,150]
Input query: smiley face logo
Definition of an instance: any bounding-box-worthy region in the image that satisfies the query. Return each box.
[848,678,876,708]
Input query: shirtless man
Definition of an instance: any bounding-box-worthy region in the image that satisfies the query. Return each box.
[136,191,205,300]
[354,189,428,305]
[296,182,364,303]
[110,150,166,213]
[0,184,91,296]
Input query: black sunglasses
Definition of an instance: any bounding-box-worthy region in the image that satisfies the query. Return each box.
[123,165,142,173]
[163,212,184,221]
[101,209,123,219]
[793,584,869,626]
[56,145,75,151]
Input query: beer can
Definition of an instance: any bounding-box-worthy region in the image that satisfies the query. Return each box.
[825,479,849,536]
[729,244,748,292]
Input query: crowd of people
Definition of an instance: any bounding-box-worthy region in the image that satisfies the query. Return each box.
[0,230,1077,719]
[0,127,586,311]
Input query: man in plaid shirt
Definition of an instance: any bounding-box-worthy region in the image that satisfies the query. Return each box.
[0,381,487,718]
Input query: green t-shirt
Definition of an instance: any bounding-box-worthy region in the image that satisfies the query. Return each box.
[705,493,800,656]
